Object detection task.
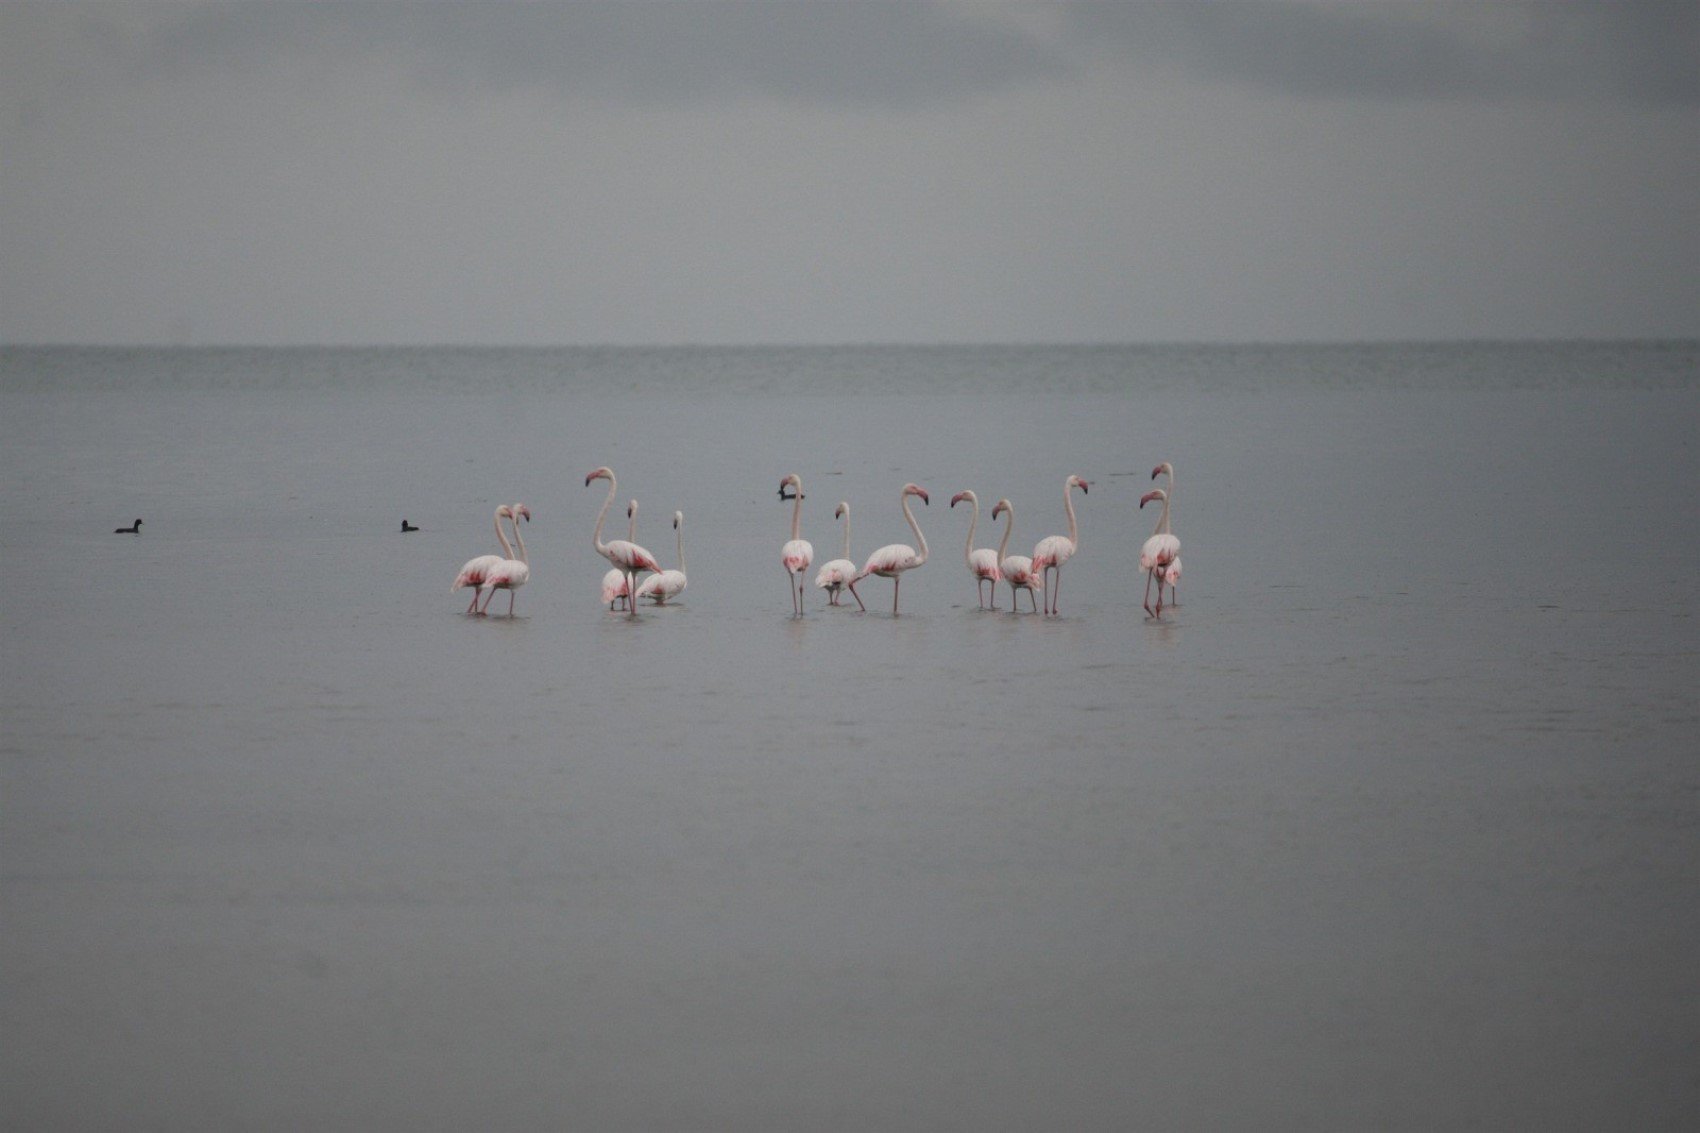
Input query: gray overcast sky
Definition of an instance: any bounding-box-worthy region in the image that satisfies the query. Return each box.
[3,0,1697,345]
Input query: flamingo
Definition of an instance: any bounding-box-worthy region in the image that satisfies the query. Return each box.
[814,501,856,606]
[635,511,688,605]
[1140,487,1181,619]
[1151,461,1181,607]
[1032,474,1089,616]
[600,500,639,610]
[452,504,514,614]
[950,490,1001,609]
[114,519,142,534]
[480,503,531,616]
[586,467,662,616]
[990,498,1042,613]
[847,483,930,615]
[779,473,813,616]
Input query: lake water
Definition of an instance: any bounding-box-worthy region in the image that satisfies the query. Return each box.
[3,342,1697,1129]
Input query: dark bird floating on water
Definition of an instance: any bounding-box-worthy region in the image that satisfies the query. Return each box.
[401,520,419,532]
[115,519,142,534]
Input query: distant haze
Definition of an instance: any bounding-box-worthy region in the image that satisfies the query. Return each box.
[3,0,1697,346]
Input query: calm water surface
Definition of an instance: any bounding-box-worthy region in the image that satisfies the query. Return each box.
[3,343,1697,1129]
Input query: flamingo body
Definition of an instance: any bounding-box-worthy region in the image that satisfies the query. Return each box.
[480,503,531,616]
[1139,487,1181,618]
[586,467,660,615]
[989,498,1041,613]
[779,473,813,615]
[636,511,687,604]
[453,505,514,614]
[815,502,856,606]
[848,483,930,614]
[601,569,632,610]
[1032,474,1089,616]
[950,490,1001,609]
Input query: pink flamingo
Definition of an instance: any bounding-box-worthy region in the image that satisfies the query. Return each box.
[847,483,930,615]
[1140,487,1181,618]
[452,504,514,614]
[1032,474,1089,616]
[586,467,662,617]
[1151,461,1181,608]
[991,498,1042,613]
[779,473,813,616]
[814,501,856,606]
[950,489,1001,609]
[480,503,531,616]
[600,500,638,610]
[635,511,688,605]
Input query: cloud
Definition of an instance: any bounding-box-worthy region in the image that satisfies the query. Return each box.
[1060,0,1700,104]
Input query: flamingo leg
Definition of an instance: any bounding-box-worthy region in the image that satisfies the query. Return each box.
[465,590,480,614]
[892,575,900,615]
[1143,569,1156,617]
[1029,587,1039,614]
[508,590,517,617]
[627,572,639,615]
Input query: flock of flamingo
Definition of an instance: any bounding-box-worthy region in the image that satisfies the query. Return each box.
[452,463,1182,620]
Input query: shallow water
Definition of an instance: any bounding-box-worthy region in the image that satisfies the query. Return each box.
[3,343,1697,1129]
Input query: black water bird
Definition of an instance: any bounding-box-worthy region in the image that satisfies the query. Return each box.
[115,519,142,534]
[401,520,419,532]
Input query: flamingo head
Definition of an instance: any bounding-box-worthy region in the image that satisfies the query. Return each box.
[1140,489,1166,509]
[778,473,803,500]
[835,502,847,520]
[1152,462,1173,481]
[496,504,514,519]
[1069,475,1090,494]
[991,499,1010,520]
[626,500,636,519]
[949,490,974,509]
[903,484,929,505]
[673,511,682,529]
[585,466,613,487]
[513,504,531,523]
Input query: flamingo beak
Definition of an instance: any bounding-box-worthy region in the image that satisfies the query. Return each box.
[1140,490,1160,508]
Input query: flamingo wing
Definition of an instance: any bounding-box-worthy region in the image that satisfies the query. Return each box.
[605,539,662,574]
[815,558,854,589]
[454,554,500,590]
[637,569,687,602]
[1140,533,1179,570]
[861,543,920,578]
[1032,536,1074,571]
[782,538,814,572]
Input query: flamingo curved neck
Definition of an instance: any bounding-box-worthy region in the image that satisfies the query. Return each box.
[904,492,928,565]
[962,494,978,567]
[996,505,1012,560]
[592,474,617,553]
[1149,492,1170,538]
[675,520,685,574]
[790,487,803,542]
[494,508,514,559]
[1064,482,1079,551]
[508,511,528,566]
[840,507,851,560]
